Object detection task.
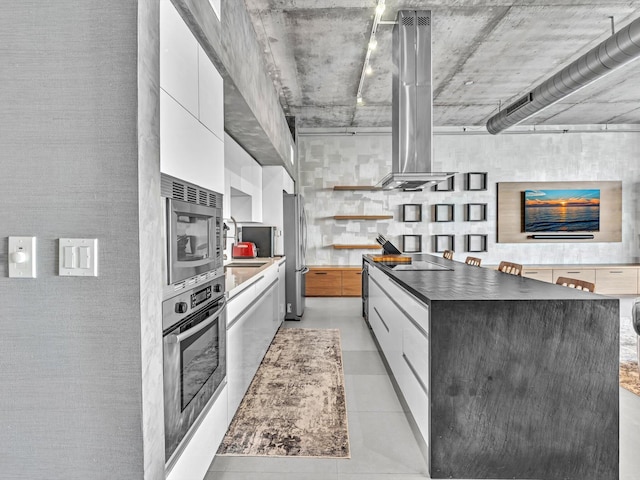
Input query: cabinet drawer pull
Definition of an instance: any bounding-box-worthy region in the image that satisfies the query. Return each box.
[609,271,623,274]
[370,275,429,339]
[566,271,581,274]
[527,271,539,274]
[373,306,390,332]
[314,272,328,275]
[402,353,428,396]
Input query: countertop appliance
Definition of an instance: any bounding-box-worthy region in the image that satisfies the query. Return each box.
[240,225,277,258]
[283,193,308,320]
[232,242,257,258]
[161,174,224,290]
[163,275,227,465]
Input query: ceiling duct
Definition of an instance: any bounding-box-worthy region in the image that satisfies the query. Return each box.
[378,10,455,191]
[487,16,640,134]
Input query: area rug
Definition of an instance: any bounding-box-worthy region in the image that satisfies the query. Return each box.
[620,361,640,396]
[217,328,350,458]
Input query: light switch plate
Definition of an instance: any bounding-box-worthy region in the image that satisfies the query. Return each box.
[8,236,37,278]
[59,238,98,276]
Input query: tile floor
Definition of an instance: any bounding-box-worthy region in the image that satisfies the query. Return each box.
[207,297,640,480]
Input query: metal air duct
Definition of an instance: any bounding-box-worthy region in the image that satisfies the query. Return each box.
[486,16,640,134]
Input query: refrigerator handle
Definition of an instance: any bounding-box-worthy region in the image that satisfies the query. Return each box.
[301,203,308,263]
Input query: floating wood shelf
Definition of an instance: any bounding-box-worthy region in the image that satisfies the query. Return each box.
[332,244,382,249]
[333,215,393,220]
[332,186,381,191]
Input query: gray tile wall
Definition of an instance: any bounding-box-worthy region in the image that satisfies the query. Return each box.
[0,1,163,478]
[299,129,640,265]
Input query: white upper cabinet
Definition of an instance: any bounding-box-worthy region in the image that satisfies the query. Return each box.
[160,0,199,116]
[160,90,224,194]
[159,0,225,194]
[198,47,224,141]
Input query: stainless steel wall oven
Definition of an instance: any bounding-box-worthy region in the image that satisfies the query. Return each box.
[163,275,226,463]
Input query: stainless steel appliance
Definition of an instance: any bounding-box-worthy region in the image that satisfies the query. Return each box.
[283,193,308,320]
[240,225,276,257]
[161,174,224,287]
[377,10,455,190]
[163,276,227,464]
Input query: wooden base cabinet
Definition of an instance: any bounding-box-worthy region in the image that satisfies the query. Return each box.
[519,264,640,295]
[305,266,362,297]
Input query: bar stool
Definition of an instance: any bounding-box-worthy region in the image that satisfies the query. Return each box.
[498,261,522,276]
[465,256,482,267]
[555,276,595,292]
[443,250,454,260]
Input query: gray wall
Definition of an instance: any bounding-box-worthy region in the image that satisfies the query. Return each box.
[299,127,640,266]
[0,2,164,479]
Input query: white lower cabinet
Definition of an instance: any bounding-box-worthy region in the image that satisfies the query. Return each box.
[166,385,228,480]
[278,259,286,321]
[368,264,430,446]
[227,264,281,418]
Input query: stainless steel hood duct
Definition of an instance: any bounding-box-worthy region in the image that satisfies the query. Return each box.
[487,15,640,134]
[378,10,455,191]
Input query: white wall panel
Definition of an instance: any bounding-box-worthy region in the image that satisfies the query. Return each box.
[298,129,640,266]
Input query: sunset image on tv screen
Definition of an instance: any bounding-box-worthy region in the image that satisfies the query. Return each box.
[523,189,600,232]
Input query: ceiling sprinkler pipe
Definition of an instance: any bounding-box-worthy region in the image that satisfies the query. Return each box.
[486,16,640,134]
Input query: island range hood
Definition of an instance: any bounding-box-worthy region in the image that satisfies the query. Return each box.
[378,10,455,191]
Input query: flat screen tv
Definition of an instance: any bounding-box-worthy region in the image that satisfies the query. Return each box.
[523,189,600,232]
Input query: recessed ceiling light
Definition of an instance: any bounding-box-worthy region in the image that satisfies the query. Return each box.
[464,80,474,86]
[369,39,377,50]
[366,66,373,75]
[357,96,363,104]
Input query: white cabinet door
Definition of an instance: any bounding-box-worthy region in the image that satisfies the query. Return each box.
[278,260,286,321]
[198,47,224,141]
[160,90,224,193]
[160,0,199,116]
[368,264,430,447]
[227,276,280,418]
[167,386,228,480]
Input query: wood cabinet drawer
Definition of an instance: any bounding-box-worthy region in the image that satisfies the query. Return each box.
[595,269,638,295]
[552,269,596,285]
[305,270,342,296]
[522,269,553,283]
[342,270,362,296]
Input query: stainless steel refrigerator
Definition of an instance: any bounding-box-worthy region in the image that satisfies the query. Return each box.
[283,193,308,320]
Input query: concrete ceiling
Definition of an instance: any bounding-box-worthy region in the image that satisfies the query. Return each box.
[243,0,640,129]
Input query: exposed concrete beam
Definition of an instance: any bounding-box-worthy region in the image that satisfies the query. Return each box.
[170,0,295,178]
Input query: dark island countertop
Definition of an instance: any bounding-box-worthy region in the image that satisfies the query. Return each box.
[363,252,619,480]
[364,253,605,303]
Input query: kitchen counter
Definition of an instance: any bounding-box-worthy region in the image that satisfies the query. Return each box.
[364,253,619,480]
[225,257,285,298]
[365,253,603,301]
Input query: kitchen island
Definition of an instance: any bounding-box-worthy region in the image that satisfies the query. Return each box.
[363,254,619,480]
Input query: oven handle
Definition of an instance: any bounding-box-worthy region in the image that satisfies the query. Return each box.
[166,298,227,345]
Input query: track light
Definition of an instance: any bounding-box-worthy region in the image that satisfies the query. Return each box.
[356,0,386,104]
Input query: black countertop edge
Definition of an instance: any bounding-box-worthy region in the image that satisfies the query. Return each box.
[363,253,615,303]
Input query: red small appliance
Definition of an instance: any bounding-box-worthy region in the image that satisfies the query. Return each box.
[232,242,258,258]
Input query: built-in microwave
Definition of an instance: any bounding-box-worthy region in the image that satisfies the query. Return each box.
[161,174,224,287]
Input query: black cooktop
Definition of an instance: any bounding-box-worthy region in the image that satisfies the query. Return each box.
[383,260,453,271]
